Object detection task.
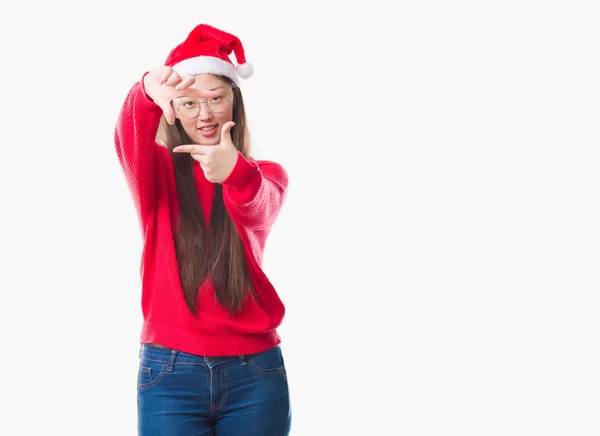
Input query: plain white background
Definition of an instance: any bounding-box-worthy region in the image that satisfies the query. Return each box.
[1,1,599,434]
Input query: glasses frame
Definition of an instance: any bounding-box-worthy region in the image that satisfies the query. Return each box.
[172,91,234,119]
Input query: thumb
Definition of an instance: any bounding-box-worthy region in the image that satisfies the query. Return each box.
[163,105,176,125]
[219,121,235,145]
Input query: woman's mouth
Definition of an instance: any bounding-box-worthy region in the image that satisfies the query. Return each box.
[198,124,218,137]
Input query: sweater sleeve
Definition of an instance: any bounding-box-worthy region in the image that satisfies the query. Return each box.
[114,74,164,222]
[221,152,289,230]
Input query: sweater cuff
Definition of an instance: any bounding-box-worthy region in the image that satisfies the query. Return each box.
[221,152,260,189]
[139,71,158,106]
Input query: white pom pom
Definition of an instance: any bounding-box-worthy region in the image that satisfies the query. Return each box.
[236,62,254,79]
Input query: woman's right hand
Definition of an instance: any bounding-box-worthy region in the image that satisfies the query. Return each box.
[143,66,196,125]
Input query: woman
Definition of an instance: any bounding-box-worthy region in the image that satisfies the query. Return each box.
[114,23,291,435]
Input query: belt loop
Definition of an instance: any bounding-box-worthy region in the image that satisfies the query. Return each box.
[239,355,248,366]
[167,349,178,372]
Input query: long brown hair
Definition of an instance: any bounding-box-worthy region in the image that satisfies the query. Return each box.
[157,74,256,316]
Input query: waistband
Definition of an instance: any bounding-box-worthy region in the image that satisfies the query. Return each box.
[139,343,251,367]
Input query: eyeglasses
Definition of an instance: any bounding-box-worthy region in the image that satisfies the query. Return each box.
[172,92,233,119]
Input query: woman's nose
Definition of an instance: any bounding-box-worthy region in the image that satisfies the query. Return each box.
[197,102,213,120]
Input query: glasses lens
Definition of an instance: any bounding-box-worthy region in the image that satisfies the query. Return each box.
[207,94,229,113]
[176,98,200,118]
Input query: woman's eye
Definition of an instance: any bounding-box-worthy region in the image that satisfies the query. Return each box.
[210,96,222,103]
[182,101,196,107]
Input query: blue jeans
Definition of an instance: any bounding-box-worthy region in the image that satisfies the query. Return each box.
[137,343,292,435]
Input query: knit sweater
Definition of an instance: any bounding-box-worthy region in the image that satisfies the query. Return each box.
[114,77,288,356]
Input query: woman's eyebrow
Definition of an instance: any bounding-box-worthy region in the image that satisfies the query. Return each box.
[174,87,223,98]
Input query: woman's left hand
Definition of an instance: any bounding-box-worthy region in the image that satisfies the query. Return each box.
[172,122,238,183]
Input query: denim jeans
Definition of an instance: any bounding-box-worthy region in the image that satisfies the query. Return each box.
[137,343,291,435]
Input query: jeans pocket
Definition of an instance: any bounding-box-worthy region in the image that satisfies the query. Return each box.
[137,357,168,389]
[248,346,286,376]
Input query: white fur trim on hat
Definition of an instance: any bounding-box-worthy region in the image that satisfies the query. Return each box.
[172,56,241,86]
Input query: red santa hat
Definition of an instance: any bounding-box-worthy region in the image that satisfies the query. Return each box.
[164,24,253,87]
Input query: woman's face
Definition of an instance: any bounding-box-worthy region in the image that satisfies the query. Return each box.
[173,74,234,146]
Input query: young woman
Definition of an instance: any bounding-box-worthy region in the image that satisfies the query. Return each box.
[114,23,291,435]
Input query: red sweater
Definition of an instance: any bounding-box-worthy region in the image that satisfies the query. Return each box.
[114,77,288,356]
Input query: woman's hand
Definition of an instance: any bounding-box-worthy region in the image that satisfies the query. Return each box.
[172,122,239,183]
[143,66,196,125]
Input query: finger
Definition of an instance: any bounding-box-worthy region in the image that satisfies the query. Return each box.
[219,121,235,145]
[163,106,176,125]
[195,89,221,99]
[159,67,173,85]
[165,75,182,88]
[172,145,198,154]
[164,71,182,87]
[172,145,215,155]
[175,76,196,91]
